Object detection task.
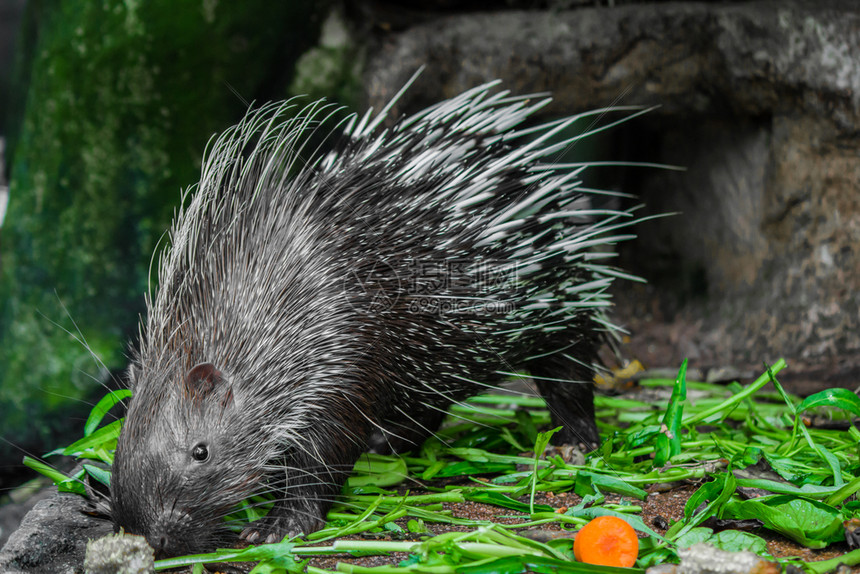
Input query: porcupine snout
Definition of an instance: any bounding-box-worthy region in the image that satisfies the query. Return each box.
[144,508,194,558]
[111,446,226,558]
[111,452,199,558]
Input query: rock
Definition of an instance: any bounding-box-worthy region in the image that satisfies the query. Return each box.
[0,481,54,550]
[652,542,781,574]
[0,492,111,574]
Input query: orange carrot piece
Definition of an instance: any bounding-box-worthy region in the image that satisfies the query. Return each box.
[574,515,639,568]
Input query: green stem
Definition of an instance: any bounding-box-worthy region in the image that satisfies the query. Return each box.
[683,359,786,426]
[801,548,860,573]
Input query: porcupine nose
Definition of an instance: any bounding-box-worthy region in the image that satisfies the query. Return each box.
[150,531,184,560]
[147,514,194,559]
[154,535,169,558]
[148,532,170,559]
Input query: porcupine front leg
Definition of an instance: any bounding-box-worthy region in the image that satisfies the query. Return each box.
[240,440,364,543]
[529,349,601,451]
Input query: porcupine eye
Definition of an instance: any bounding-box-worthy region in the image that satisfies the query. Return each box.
[191,443,209,462]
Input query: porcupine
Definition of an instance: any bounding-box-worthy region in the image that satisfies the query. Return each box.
[110,77,648,558]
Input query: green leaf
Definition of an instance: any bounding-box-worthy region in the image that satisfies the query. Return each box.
[673,527,713,548]
[623,426,661,449]
[407,519,430,534]
[444,448,533,465]
[801,548,860,574]
[530,427,559,514]
[23,456,75,487]
[813,443,844,487]
[654,359,687,466]
[825,475,860,506]
[635,547,677,569]
[768,368,844,487]
[574,471,647,501]
[734,478,839,498]
[797,388,860,417]
[419,460,448,480]
[759,451,818,484]
[433,461,516,478]
[681,474,721,522]
[83,464,111,488]
[709,530,768,555]
[464,491,553,514]
[347,454,408,488]
[22,457,87,496]
[84,389,131,436]
[62,419,123,457]
[238,540,307,573]
[723,495,844,549]
[568,491,605,511]
[670,472,735,540]
[534,427,557,456]
[231,496,273,524]
[733,447,762,468]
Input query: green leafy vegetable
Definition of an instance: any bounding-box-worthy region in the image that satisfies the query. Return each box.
[654,359,686,466]
[83,389,131,436]
[723,495,844,549]
[25,358,860,572]
[797,388,860,417]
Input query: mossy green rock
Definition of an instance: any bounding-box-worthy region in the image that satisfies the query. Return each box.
[0,0,324,464]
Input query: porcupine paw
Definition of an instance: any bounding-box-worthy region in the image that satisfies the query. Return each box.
[551,419,600,452]
[240,513,326,544]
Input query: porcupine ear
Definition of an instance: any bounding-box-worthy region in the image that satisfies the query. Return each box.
[184,363,234,407]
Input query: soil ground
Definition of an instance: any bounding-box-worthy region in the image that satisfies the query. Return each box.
[197,481,858,573]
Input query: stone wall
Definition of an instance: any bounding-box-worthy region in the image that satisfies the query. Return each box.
[361,0,860,379]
